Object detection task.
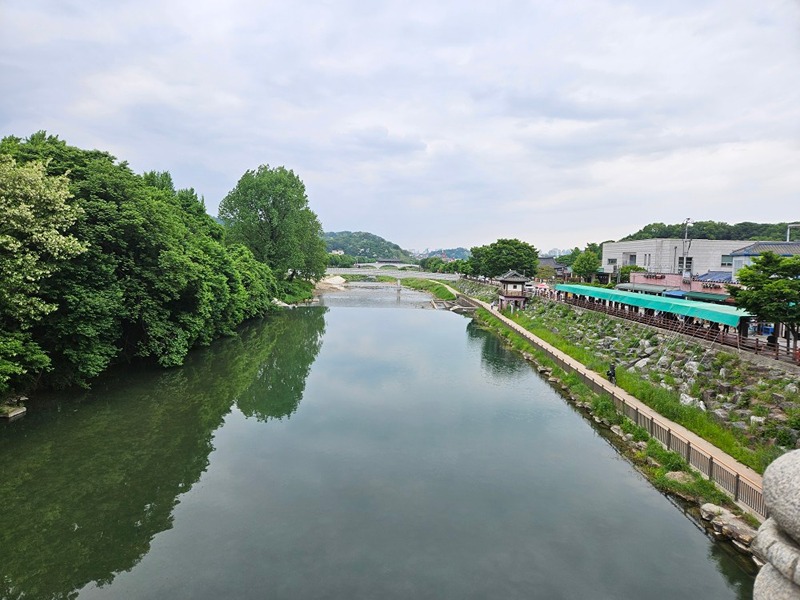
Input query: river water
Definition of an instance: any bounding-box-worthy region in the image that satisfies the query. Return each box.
[0,282,756,599]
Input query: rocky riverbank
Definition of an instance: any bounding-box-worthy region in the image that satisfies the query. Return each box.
[520,297,800,464]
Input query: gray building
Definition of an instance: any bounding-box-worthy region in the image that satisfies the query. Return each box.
[601,239,747,278]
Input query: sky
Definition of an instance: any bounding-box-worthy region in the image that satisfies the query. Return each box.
[2,0,799,255]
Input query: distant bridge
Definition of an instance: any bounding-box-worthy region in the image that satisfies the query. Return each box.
[326,267,460,280]
[354,260,420,270]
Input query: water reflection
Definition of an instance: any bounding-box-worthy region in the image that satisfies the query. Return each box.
[236,307,326,422]
[0,308,327,600]
[466,319,526,377]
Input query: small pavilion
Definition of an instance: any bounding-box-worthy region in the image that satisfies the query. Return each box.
[497,270,530,311]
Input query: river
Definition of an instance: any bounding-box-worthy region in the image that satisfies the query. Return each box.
[0,282,756,599]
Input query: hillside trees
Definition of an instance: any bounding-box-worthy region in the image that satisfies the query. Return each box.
[219,165,327,286]
[323,231,413,261]
[0,132,277,394]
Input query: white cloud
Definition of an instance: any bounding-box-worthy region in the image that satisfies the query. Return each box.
[1,0,798,251]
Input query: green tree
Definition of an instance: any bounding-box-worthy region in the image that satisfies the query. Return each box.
[556,247,581,267]
[468,238,538,278]
[618,264,647,283]
[219,165,327,282]
[1,132,277,391]
[571,250,601,282]
[537,265,556,280]
[729,252,800,353]
[0,156,86,394]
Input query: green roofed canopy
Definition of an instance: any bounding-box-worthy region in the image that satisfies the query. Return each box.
[555,284,750,326]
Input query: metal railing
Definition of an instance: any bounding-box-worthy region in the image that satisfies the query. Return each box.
[562,296,800,366]
[611,392,765,517]
[462,295,767,518]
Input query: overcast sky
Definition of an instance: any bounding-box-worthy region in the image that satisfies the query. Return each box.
[2,0,799,254]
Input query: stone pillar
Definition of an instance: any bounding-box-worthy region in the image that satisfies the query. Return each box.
[753,449,800,599]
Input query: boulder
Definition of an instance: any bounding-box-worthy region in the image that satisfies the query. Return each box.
[762,449,800,544]
[711,409,730,424]
[680,393,701,409]
[665,471,694,485]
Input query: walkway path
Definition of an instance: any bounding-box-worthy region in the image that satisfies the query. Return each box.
[439,282,765,517]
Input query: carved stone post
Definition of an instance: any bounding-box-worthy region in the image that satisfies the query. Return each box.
[753,449,800,599]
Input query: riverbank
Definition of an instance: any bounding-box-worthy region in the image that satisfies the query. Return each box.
[471,306,762,564]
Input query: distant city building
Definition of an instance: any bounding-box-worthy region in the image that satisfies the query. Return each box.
[329,249,345,255]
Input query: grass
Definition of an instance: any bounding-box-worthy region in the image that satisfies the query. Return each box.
[506,309,775,474]
[473,308,745,512]
[400,278,456,301]
[278,279,314,304]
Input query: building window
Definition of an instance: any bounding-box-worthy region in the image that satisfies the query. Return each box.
[607,258,617,265]
[721,255,733,267]
[678,256,693,272]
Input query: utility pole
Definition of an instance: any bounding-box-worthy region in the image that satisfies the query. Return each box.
[681,218,692,279]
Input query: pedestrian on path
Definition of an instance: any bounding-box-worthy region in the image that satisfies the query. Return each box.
[606,364,616,385]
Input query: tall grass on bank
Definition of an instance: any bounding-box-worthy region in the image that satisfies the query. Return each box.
[474,309,747,511]
[401,279,456,301]
[506,311,775,473]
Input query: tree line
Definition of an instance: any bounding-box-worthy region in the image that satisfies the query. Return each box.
[1,132,326,398]
[621,220,797,242]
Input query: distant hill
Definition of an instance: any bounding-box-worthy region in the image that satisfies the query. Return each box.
[424,247,471,260]
[621,221,797,242]
[323,231,415,261]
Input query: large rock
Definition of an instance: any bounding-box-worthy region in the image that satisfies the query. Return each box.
[754,563,800,599]
[763,449,800,544]
[680,393,702,409]
[753,518,800,587]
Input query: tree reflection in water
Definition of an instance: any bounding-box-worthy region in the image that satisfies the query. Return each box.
[0,307,327,600]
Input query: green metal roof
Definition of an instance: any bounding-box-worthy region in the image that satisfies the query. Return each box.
[555,284,750,326]
[683,291,731,303]
[615,283,678,294]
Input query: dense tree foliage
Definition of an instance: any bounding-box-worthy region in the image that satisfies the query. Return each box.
[571,250,601,282]
[0,132,278,396]
[729,252,800,352]
[327,253,357,268]
[323,231,414,262]
[536,265,556,279]
[618,264,647,283]
[468,239,538,278]
[621,220,795,242]
[0,156,87,393]
[219,165,327,284]
[418,256,470,274]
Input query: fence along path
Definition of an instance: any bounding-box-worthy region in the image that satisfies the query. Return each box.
[448,289,766,519]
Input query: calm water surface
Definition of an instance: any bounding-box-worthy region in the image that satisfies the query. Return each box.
[0,284,756,599]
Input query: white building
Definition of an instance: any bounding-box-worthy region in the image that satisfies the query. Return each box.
[601,239,746,277]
